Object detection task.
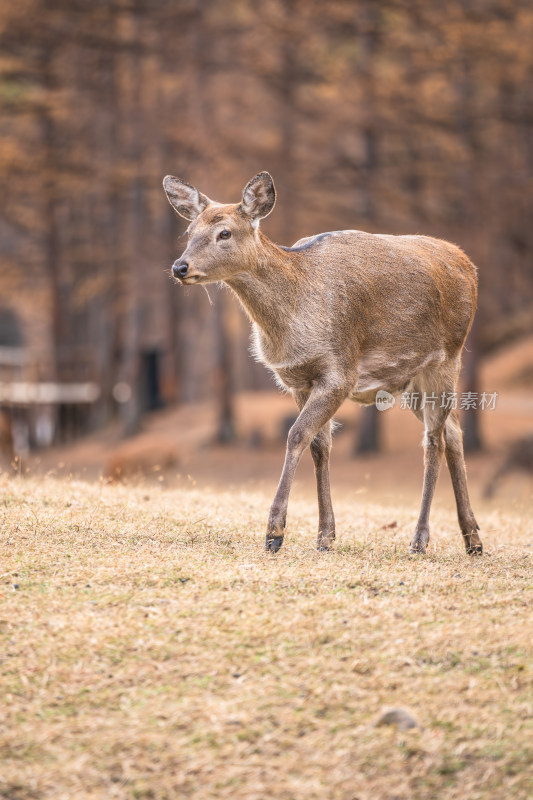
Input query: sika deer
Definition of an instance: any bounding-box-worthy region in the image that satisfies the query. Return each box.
[163,171,482,556]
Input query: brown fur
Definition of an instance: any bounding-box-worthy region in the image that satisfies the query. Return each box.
[163,172,482,556]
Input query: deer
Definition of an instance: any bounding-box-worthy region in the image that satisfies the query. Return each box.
[163,171,483,557]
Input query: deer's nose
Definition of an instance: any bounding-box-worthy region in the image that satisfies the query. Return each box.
[172,261,189,278]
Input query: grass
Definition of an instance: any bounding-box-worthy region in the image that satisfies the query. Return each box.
[0,474,532,799]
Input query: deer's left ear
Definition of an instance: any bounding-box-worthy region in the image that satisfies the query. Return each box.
[240,172,276,222]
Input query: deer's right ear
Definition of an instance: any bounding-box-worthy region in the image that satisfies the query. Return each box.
[163,176,212,221]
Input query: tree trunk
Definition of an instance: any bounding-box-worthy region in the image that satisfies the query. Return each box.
[461,327,482,452]
[117,5,144,437]
[355,405,381,455]
[214,291,236,443]
[40,51,63,384]
[355,5,381,455]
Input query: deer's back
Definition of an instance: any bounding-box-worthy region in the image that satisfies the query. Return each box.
[291,229,476,346]
[266,230,477,396]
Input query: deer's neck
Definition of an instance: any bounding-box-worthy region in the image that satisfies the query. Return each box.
[225,235,301,340]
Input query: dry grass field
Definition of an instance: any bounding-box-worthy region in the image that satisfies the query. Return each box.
[0,474,532,799]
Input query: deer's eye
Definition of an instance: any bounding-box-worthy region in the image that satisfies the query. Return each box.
[218,229,231,240]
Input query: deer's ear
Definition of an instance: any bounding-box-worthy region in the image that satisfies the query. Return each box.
[240,172,276,222]
[163,176,211,221]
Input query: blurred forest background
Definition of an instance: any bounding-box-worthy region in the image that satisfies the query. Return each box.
[1,0,533,473]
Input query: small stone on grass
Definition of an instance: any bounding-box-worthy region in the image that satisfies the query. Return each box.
[375,708,419,731]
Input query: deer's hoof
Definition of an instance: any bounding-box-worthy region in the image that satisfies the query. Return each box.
[409,529,430,555]
[266,535,284,553]
[465,537,483,556]
[317,533,335,552]
[463,528,483,556]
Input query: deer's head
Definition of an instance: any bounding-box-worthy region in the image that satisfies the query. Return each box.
[163,172,276,284]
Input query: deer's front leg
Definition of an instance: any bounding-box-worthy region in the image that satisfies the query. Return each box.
[266,380,349,553]
[310,422,335,551]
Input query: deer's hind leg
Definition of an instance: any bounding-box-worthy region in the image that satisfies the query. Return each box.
[445,409,482,554]
[409,398,448,555]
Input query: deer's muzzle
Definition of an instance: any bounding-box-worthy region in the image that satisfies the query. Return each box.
[172,260,189,279]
